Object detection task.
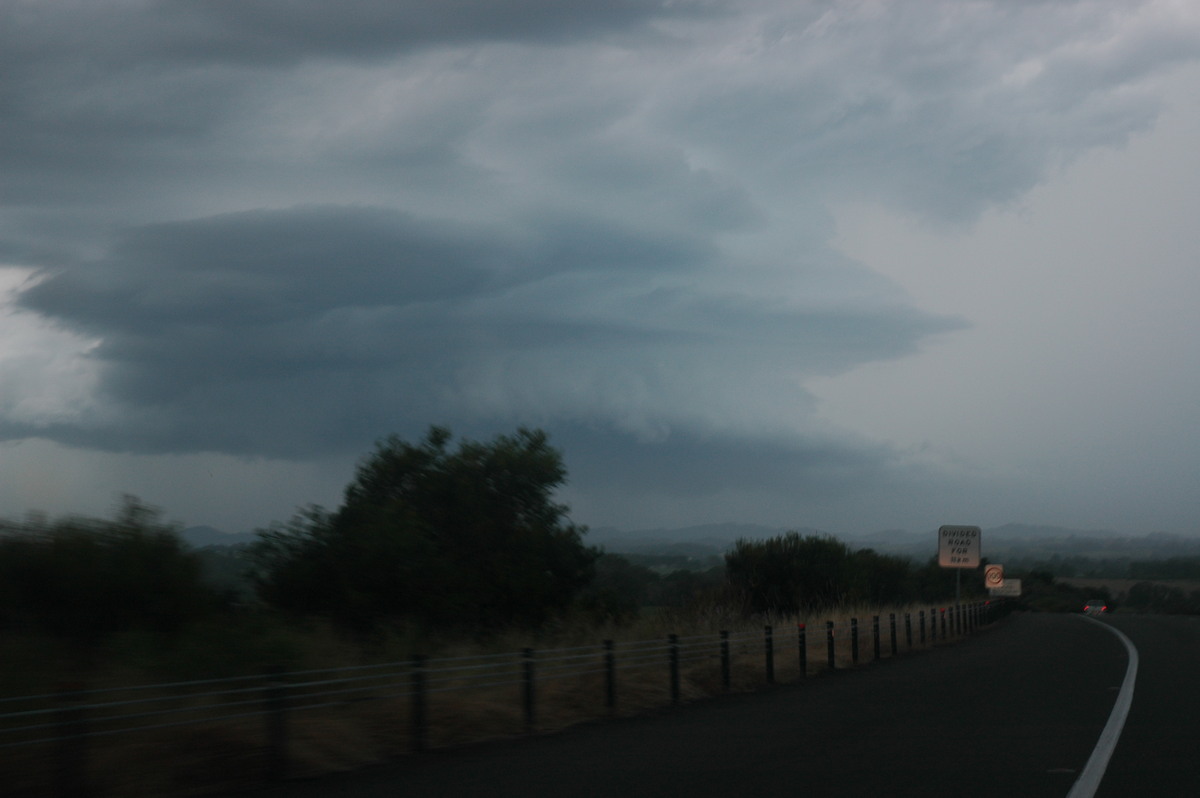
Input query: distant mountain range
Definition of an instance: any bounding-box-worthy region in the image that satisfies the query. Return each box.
[183,521,1200,563]
[588,522,1200,562]
[180,526,258,548]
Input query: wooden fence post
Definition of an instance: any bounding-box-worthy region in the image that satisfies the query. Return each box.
[522,648,536,734]
[604,640,616,714]
[411,655,427,753]
[851,618,860,665]
[668,635,680,706]
[797,624,807,678]
[56,683,88,798]
[264,667,288,781]
[720,631,731,691]
[764,625,775,685]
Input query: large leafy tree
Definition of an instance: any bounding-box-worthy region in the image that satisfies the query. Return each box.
[253,427,598,631]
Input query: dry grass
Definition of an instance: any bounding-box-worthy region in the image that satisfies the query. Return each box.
[0,603,979,796]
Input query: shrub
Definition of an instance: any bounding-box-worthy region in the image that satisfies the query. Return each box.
[0,496,218,641]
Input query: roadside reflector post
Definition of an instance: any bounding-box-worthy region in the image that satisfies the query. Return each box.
[890,613,898,656]
[850,618,860,665]
[411,655,427,753]
[603,640,616,714]
[826,621,836,671]
[797,624,807,678]
[764,625,775,685]
[955,573,962,634]
[720,630,731,691]
[668,634,680,706]
[522,648,536,735]
[871,615,880,661]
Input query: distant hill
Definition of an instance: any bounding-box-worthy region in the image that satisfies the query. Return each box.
[179,519,1200,563]
[985,523,1122,540]
[587,522,1200,563]
[588,523,790,555]
[180,526,257,548]
[586,523,839,562]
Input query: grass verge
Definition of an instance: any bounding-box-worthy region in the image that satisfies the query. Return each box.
[0,602,985,796]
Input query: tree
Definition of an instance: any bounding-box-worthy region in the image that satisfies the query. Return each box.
[725,533,961,615]
[0,496,216,640]
[849,548,917,606]
[574,554,657,623]
[725,533,859,615]
[252,426,598,631]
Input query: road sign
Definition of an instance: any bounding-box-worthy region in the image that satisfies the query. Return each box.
[989,579,1021,597]
[938,525,981,568]
[984,564,1004,588]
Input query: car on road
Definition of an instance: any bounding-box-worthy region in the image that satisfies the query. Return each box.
[1084,599,1109,615]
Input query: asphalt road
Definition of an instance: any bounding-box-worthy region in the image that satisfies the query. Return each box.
[254,612,1144,798]
[1094,613,1200,796]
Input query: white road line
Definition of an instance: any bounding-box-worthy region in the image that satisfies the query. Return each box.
[1066,617,1139,798]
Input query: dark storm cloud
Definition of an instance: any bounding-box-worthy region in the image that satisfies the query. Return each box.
[14,205,677,410]
[3,0,701,69]
[192,0,710,60]
[12,201,960,458]
[21,207,501,331]
[0,0,710,210]
[6,0,1198,534]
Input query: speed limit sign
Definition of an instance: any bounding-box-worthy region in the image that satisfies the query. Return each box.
[984,564,1004,589]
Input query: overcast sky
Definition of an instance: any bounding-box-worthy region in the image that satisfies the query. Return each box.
[3,0,1199,538]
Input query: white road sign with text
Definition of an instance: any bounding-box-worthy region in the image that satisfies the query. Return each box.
[938,525,981,568]
[990,579,1021,597]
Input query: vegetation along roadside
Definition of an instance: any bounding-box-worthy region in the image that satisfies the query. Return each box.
[0,425,1135,795]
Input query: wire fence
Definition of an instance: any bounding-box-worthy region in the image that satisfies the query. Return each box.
[0,600,1008,796]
